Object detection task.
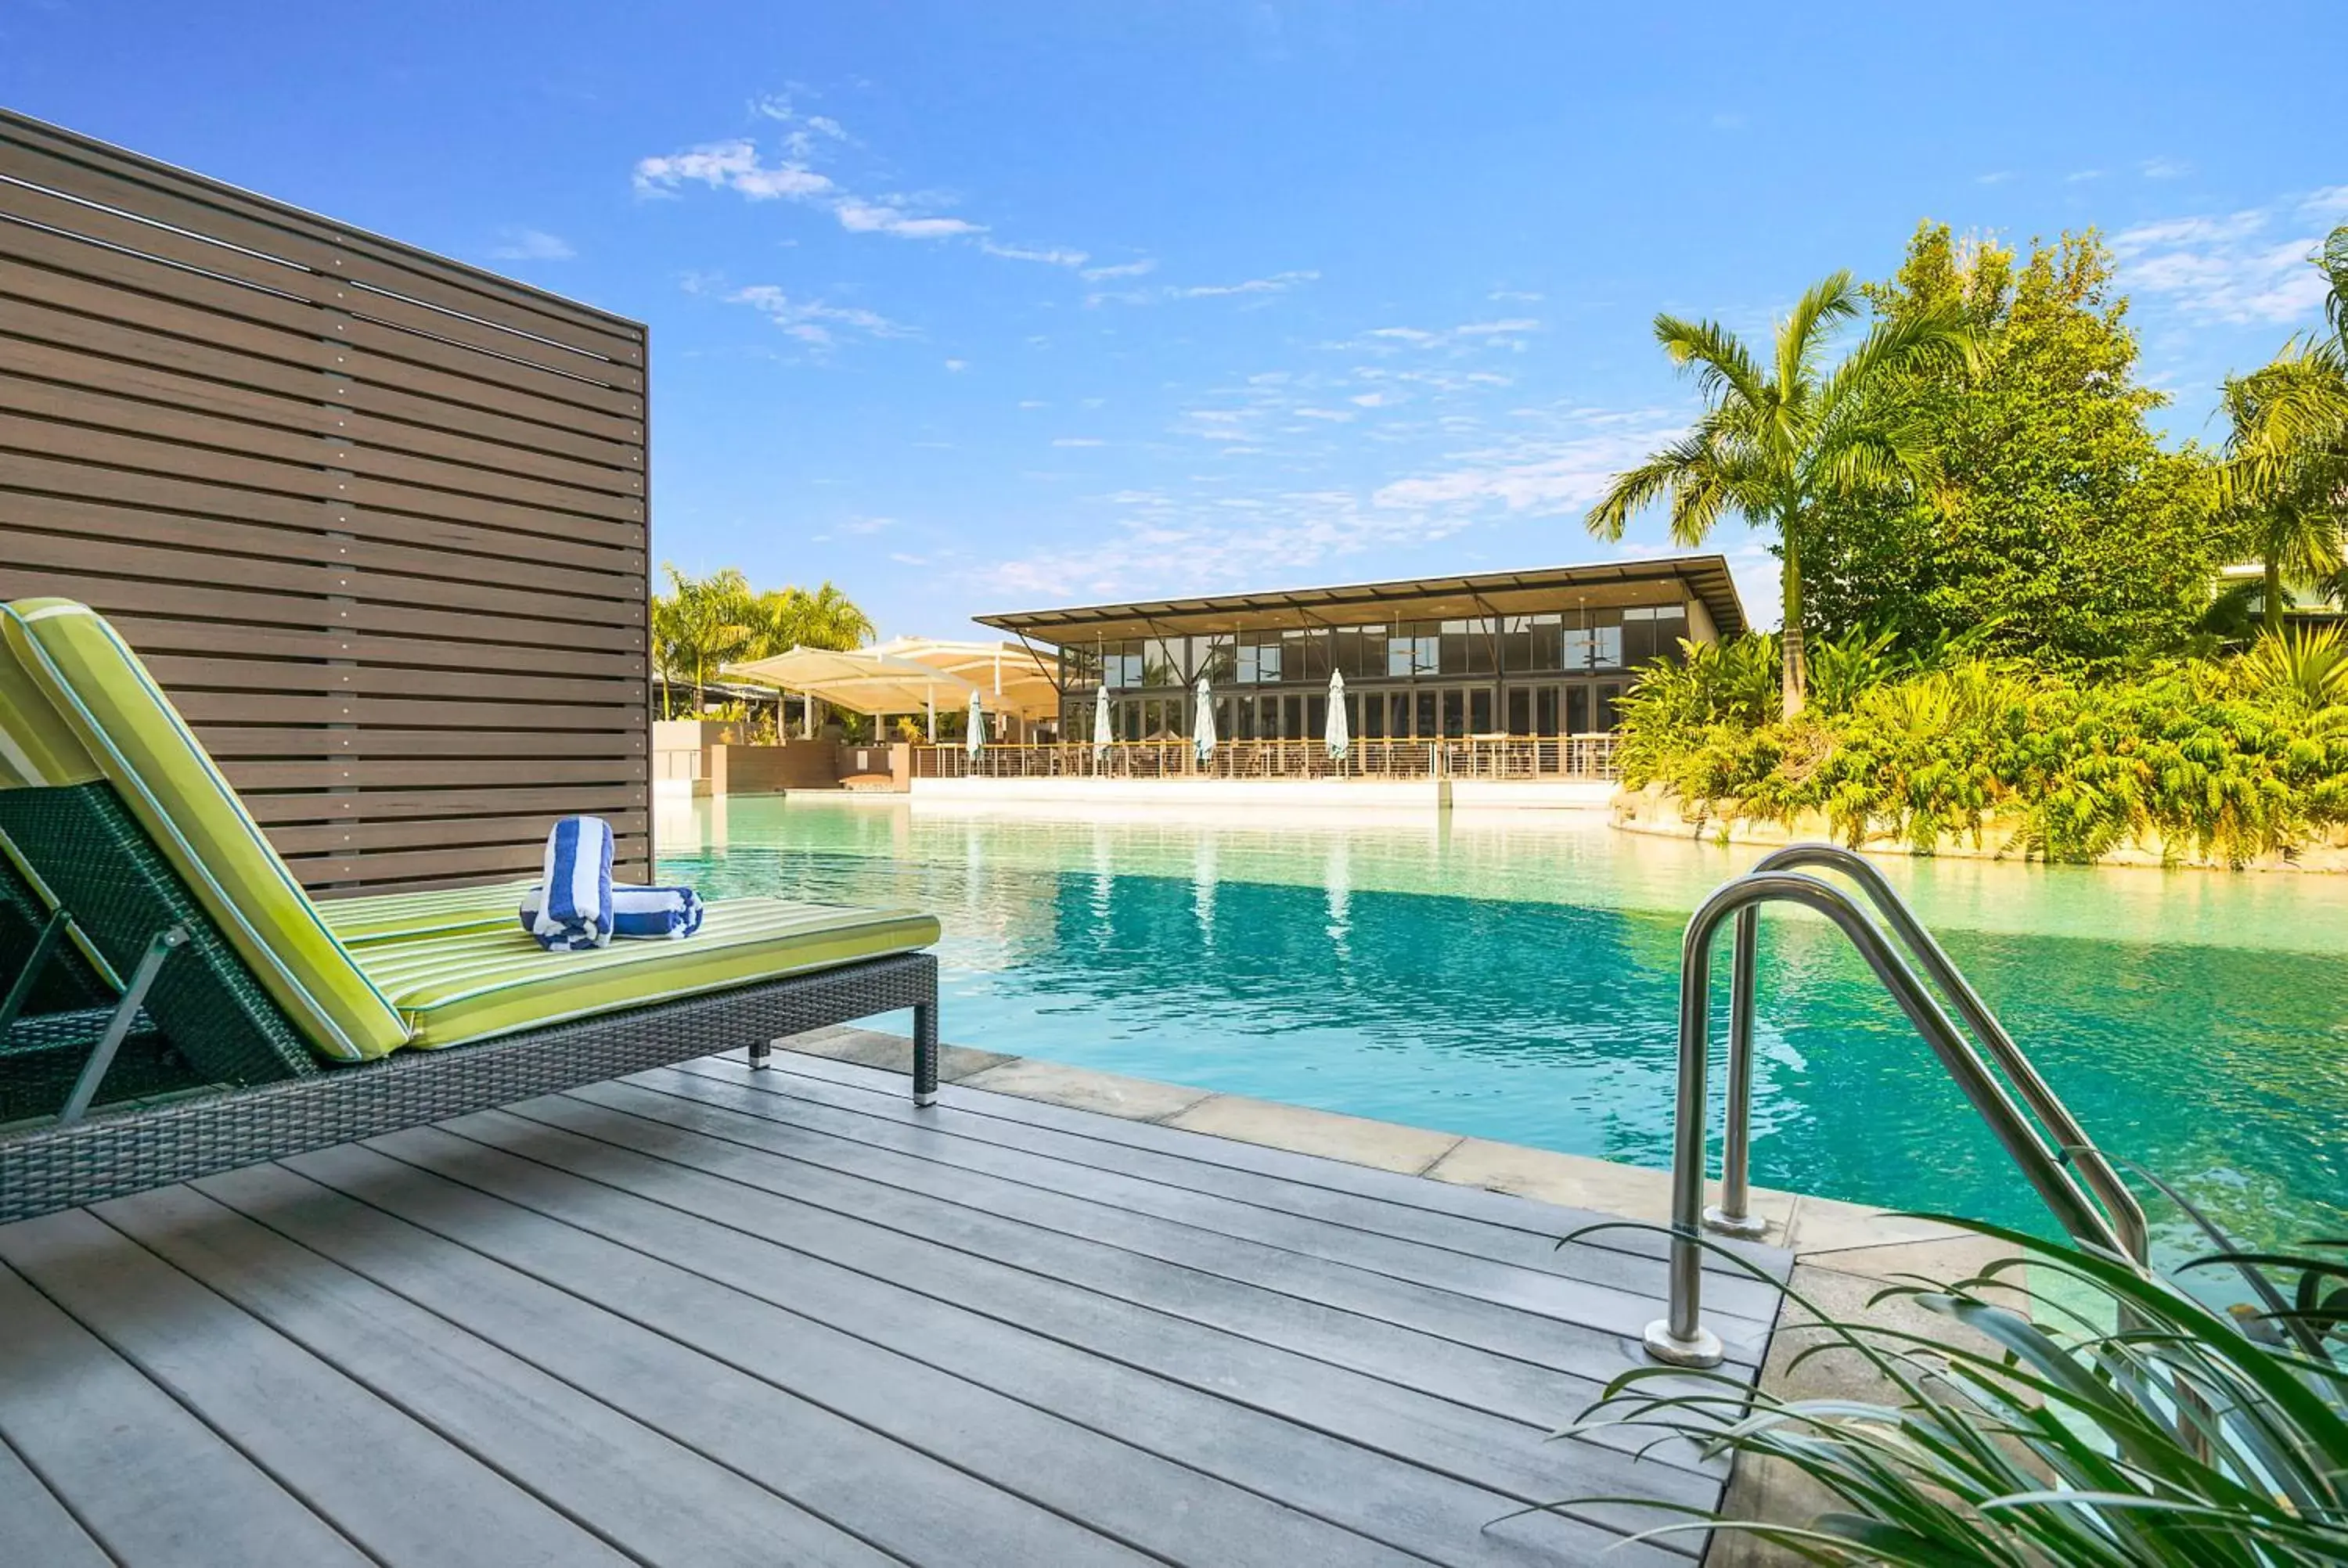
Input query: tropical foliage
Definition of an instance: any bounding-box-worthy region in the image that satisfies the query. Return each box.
[649,565,875,720]
[1800,226,2220,667]
[1556,1203,2348,1565]
[1619,627,2348,866]
[1583,271,1975,717]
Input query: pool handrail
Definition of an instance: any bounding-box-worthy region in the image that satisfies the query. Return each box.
[1644,864,2139,1369]
[1709,843,2151,1269]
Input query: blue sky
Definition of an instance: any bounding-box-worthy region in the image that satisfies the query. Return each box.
[6,2,2345,636]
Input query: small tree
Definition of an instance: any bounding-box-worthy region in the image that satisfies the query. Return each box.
[1586,272,1972,717]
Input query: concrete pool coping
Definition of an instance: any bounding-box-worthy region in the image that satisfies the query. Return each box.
[775,1023,2024,1563]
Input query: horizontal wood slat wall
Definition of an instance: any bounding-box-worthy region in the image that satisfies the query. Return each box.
[0,109,652,895]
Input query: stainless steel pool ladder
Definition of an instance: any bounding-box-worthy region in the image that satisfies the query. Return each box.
[1643,843,2152,1368]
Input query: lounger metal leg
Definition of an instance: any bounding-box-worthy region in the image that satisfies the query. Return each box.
[0,910,72,1040]
[912,999,938,1107]
[59,924,186,1126]
[747,1038,771,1070]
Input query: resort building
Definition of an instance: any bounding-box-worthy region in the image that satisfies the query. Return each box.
[978,554,1746,745]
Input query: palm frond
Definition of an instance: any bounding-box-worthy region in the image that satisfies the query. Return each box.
[1774,271,1863,397]
[1655,314,1771,411]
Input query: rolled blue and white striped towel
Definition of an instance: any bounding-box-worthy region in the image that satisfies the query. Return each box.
[521,883,705,943]
[527,815,614,951]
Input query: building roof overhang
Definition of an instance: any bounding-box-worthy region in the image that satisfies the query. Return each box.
[974,555,1746,645]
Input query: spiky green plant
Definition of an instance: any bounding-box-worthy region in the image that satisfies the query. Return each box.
[1547,1205,2348,1565]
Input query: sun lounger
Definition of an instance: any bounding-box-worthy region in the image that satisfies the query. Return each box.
[0,599,941,1222]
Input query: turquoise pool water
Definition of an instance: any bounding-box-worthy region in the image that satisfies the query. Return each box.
[661,795,2348,1263]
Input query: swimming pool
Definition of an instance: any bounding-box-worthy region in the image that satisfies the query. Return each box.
[661,794,2348,1264]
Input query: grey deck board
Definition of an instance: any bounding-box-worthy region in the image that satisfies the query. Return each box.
[672,1056,1785,1324]
[391,1113,1693,1565]
[0,1260,369,1567]
[0,1050,1792,1567]
[0,1209,626,1568]
[288,1136,1428,1568]
[614,1065,1781,1354]
[207,1156,1154,1568]
[93,1182,898,1568]
[0,1428,108,1568]
[499,1089,1726,1470]
[740,1050,1780,1282]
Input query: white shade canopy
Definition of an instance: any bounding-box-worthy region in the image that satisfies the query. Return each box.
[1093,682,1112,762]
[870,638,1061,721]
[722,645,980,717]
[1325,667,1351,760]
[966,686,985,757]
[1192,675,1217,764]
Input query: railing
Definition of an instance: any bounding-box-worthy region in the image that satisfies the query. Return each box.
[910,734,1621,781]
[1644,845,2148,1370]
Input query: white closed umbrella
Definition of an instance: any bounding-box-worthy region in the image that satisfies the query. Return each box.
[1193,674,1217,766]
[1093,683,1112,768]
[1325,667,1351,762]
[966,687,985,759]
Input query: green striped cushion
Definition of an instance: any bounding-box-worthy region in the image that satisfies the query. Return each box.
[353,897,940,1048]
[3,598,408,1062]
[317,879,537,945]
[0,610,103,789]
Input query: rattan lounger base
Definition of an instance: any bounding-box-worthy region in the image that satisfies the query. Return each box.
[0,951,938,1225]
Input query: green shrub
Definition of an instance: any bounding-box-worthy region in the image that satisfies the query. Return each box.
[1620,631,2348,865]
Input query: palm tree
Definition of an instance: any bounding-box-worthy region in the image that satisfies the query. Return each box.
[750,581,875,654]
[2220,361,2347,635]
[649,565,757,718]
[2219,226,2348,631]
[1585,272,1973,717]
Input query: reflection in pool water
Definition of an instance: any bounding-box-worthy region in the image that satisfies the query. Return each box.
[661,794,2348,1264]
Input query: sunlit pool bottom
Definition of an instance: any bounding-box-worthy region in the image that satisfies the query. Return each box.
[661,794,2348,1266]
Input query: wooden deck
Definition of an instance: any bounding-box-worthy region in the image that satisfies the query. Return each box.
[0,1049,1790,1566]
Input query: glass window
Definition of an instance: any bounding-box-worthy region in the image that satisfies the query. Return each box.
[1536,686,1560,736]
[1338,624,1388,678]
[1237,637,1281,684]
[1565,685,1591,734]
[1441,617,1496,675]
[1388,624,1439,678]
[1358,691,1384,739]
[1102,640,1145,688]
[1143,638,1186,689]
[1525,613,1562,671]
[1622,613,1656,668]
[1413,689,1436,738]
[1284,628,1330,682]
[1469,689,1494,733]
[1595,682,1623,732]
[1191,635,1235,684]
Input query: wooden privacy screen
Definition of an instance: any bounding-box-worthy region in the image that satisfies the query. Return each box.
[0,110,651,894]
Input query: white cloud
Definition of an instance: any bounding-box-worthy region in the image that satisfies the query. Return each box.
[1292,407,1355,422]
[634,139,834,202]
[1173,270,1319,298]
[488,228,573,261]
[1367,326,1439,343]
[1080,258,1157,281]
[1369,412,1684,517]
[975,405,1694,606]
[979,240,1089,266]
[724,283,914,346]
[1017,399,1048,408]
[2302,186,2348,219]
[943,358,968,372]
[2113,202,2334,325]
[835,199,982,239]
[2141,157,2192,180]
[2066,169,2105,183]
[1488,289,1543,303]
[1349,391,1395,407]
[1975,171,2017,185]
[1453,318,1541,336]
[1051,437,1106,447]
